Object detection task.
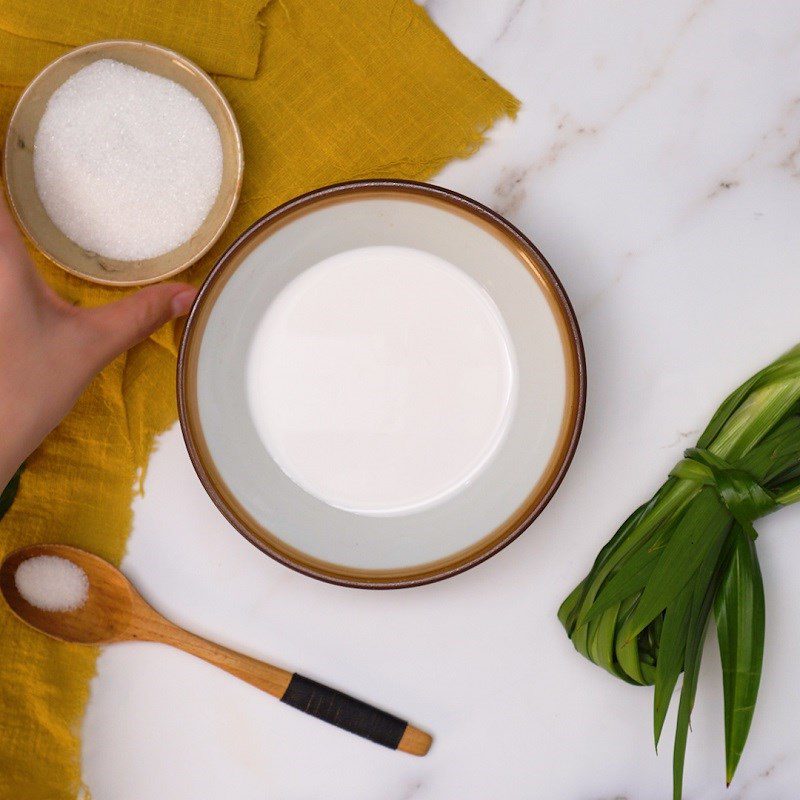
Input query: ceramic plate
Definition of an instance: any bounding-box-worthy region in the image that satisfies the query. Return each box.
[178,180,585,588]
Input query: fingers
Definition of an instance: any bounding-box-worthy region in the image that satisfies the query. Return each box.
[0,190,29,265]
[79,282,197,370]
[0,188,70,322]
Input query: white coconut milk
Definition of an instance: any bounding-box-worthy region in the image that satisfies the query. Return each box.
[246,245,517,516]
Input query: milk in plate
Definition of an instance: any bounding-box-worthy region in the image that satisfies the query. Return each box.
[246,245,517,516]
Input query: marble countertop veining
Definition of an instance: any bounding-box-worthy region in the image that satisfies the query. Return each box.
[81,3,800,799]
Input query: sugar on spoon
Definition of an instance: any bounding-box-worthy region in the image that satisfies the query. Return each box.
[0,544,432,756]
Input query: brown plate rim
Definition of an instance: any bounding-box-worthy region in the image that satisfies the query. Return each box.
[177,179,586,589]
[2,38,244,287]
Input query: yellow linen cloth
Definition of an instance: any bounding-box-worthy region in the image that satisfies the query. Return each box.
[0,1,518,797]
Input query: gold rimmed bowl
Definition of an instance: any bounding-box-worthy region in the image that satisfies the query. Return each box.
[3,39,243,287]
[178,180,586,588]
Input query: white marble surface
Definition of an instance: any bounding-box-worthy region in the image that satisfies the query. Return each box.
[82,2,800,798]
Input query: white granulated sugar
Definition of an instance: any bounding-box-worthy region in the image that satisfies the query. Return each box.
[15,555,89,612]
[33,58,223,261]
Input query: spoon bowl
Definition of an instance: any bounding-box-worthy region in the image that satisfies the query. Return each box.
[0,544,135,644]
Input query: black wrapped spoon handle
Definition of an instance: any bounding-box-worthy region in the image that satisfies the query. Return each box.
[281,673,432,755]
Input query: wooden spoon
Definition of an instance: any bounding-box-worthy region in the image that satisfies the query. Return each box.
[0,544,432,756]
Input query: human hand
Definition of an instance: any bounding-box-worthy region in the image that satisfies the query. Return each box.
[0,191,197,488]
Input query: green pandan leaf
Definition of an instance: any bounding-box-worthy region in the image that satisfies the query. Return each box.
[560,343,800,800]
[0,466,22,522]
[653,583,692,749]
[715,527,765,786]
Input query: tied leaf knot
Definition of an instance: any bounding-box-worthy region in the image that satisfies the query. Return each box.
[670,448,777,539]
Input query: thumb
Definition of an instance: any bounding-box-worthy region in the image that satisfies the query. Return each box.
[80,282,197,368]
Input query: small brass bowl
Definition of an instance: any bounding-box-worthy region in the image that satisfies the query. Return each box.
[3,40,243,287]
